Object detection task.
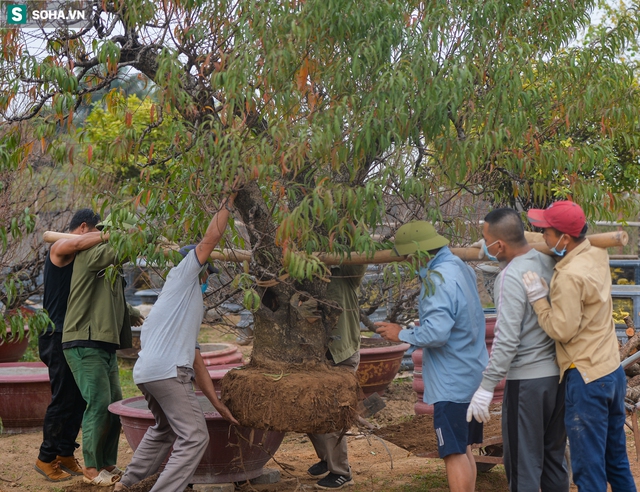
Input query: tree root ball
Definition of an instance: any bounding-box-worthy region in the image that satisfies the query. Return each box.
[220,364,359,434]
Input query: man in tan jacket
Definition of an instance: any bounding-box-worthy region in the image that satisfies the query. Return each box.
[522,200,635,492]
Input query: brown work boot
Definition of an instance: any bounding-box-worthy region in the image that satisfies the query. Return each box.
[34,459,72,482]
[56,455,83,476]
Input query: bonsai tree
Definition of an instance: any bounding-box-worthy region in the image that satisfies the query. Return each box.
[2,0,640,431]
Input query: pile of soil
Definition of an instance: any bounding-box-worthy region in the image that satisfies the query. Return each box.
[373,405,503,457]
[221,364,359,434]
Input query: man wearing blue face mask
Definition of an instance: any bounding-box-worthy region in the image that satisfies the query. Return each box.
[522,200,636,492]
[467,209,568,492]
[115,189,240,492]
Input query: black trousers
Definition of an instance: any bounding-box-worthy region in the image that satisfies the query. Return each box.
[502,376,569,492]
[38,332,86,462]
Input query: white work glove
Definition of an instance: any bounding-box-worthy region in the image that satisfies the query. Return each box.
[522,271,549,303]
[470,239,486,259]
[466,387,494,423]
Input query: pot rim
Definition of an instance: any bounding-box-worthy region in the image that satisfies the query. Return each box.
[359,339,410,355]
[109,392,229,419]
[198,342,239,358]
[0,362,49,383]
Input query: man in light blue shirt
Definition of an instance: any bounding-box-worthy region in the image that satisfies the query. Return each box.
[376,221,487,492]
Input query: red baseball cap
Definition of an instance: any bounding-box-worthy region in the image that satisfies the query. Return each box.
[527,201,586,237]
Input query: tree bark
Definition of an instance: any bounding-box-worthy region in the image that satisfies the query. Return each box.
[250,290,341,366]
[626,364,640,378]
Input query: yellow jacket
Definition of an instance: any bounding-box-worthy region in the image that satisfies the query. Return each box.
[532,239,619,383]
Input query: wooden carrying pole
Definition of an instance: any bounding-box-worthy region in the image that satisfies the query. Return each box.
[42,231,253,262]
[43,230,628,266]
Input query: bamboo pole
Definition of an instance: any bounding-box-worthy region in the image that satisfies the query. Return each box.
[43,230,628,265]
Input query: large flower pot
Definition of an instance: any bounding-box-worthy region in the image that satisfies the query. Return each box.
[0,327,30,363]
[199,343,244,368]
[0,362,51,433]
[412,315,505,415]
[357,338,411,398]
[109,393,285,483]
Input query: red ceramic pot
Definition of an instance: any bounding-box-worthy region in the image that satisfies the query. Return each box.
[411,369,435,415]
[0,362,51,433]
[357,338,410,398]
[199,343,244,368]
[414,401,435,415]
[484,315,506,402]
[0,327,30,363]
[412,315,505,415]
[109,393,285,483]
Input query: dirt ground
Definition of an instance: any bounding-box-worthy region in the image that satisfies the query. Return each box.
[3,379,640,491]
[3,326,640,491]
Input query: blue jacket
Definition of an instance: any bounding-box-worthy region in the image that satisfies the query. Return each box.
[398,247,488,404]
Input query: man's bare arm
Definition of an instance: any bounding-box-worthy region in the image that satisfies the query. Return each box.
[193,349,239,424]
[195,193,237,267]
[49,232,107,267]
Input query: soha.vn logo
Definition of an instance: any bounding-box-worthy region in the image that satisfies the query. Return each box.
[6,3,86,24]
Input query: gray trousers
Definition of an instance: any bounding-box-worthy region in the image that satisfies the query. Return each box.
[121,366,209,492]
[308,352,360,476]
[502,376,569,492]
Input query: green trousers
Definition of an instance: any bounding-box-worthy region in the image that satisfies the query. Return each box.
[64,347,122,470]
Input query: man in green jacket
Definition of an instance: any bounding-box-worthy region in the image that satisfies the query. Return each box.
[62,216,143,486]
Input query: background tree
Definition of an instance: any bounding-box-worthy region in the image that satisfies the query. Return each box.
[2,0,640,431]
[0,124,78,339]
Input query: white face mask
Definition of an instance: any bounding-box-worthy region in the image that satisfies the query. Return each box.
[483,240,499,262]
[550,234,566,257]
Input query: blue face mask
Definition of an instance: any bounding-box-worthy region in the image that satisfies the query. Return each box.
[550,234,566,257]
[201,282,208,295]
[483,239,500,262]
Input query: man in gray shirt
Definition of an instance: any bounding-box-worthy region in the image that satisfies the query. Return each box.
[115,192,239,492]
[467,208,568,492]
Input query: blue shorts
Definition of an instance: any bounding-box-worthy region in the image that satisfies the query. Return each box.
[433,401,483,458]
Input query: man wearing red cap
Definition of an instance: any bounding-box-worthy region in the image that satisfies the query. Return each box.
[522,200,635,491]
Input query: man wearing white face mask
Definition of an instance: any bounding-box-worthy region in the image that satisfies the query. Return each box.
[522,200,635,492]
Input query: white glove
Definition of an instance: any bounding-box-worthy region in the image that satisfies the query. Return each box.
[522,271,549,303]
[470,239,486,259]
[466,387,493,423]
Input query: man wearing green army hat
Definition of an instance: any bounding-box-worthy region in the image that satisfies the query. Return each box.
[62,212,144,486]
[375,221,487,492]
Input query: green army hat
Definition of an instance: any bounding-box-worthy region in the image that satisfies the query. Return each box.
[393,221,449,255]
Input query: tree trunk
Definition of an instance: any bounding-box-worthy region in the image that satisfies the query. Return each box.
[221,184,358,433]
[250,290,340,366]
